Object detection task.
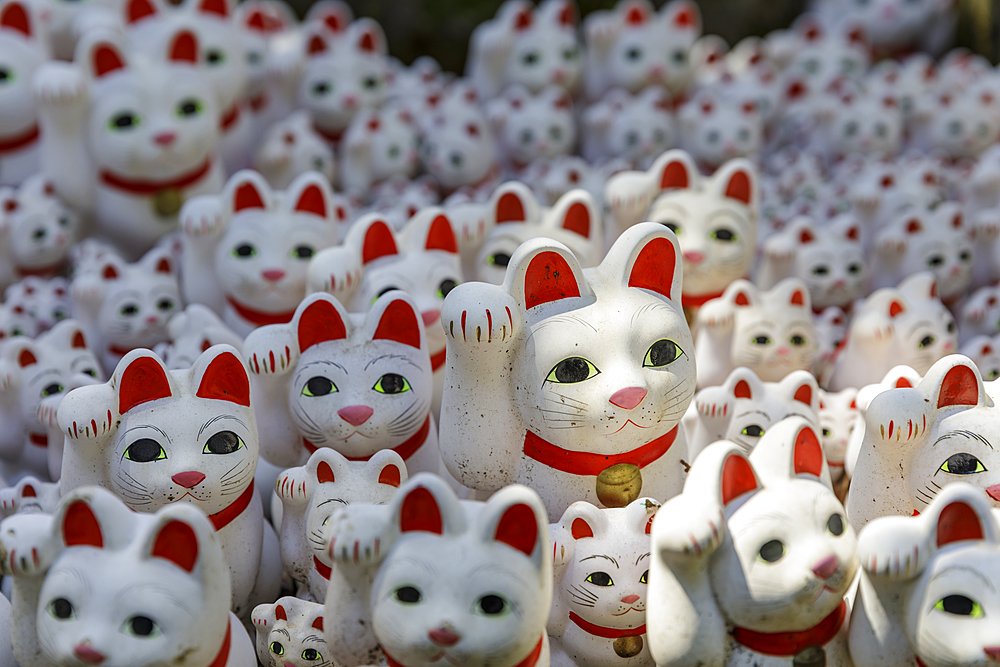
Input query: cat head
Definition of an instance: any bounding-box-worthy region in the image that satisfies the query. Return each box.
[499,0,583,94]
[586,87,675,168]
[0,474,62,517]
[786,17,869,91]
[420,103,498,191]
[487,85,576,167]
[156,303,243,370]
[839,0,945,52]
[0,175,80,276]
[5,275,72,333]
[960,286,1000,345]
[824,90,903,159]
[781,215,866,310]
[341,105,419,192]
[253,597,330,667]
[912,86,1000,160]
[0,1,46,138]
[960,335,1000,383]
[679,88,763,170]
[253,110,337,190]
[818,388,858,470]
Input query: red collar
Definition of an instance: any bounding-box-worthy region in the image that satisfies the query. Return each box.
[303,415,431,462]
[682,289,725,309]
[226,296,297,327]
[730,600,846,657]
[249,92,268,112]
[28,432,47,448]
[0,124,40,154]
[430,348,446,372]
[313,554,332,580]
[207,480,255,531]
[313,123,344,144]
[916,657,929,667]
[207,622,232,667]
[220,102,241,132]
[569,611,645,639]
[17,260,65,278]
[100,158,213,196]
[522,425,678,476]
[384,635,543,667]
[108,343,134,357]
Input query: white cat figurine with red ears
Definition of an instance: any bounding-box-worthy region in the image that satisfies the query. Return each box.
[154,303,243,370]
[487,85,576,172]
[581,87,676,169]
[180,169,338,337]
[960,335,1000,382]
[253,597,332,667]
[694,278,817,389]
[0,174,80,287]
[647,418,858,667]
[419,96,499,195]
[0,0,47,187]
[549,497,659,667]
[959,285,1000,345]
[439,223,695,521]
[323,473,553,667]
[817,388,858,486]
[340,105,419,198]
[33,28,224,260]
[275,447,406,600]
[253,110,337,190]
[0,485,256,667]
[677,88,763,173]
[55,345,281,617]
[6,276,73,334]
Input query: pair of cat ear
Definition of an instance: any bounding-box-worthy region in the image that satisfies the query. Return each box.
[489,181,598,241]
[252,597,325,633]
[648,149,756,209]
[126,0,232,24]
[224,170,336,223]
[290,291,426,355]
[95,249,174,284]
[79,28,201,79]
[726,368,817,408]
[305,18,386,57]
[722,278,810,312]
[618,0,700,32]
[3,320,90,369]
[347,210,458,266]
[788,216,860,246]
[305,447,406,490]
[556,497,659,543]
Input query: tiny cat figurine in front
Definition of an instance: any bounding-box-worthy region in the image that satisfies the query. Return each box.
[549,497,659,667]
[323,473,553,667]
[275,447,406,600]
[439,222,695,521]
[55,345,281,617]
[243,290,438,473]
[253,597,332,667]
[0,485,256,667]
[180,169,339,337]
[0,0,46,187]
[817,388,858,488]
[849,484,1000,667]
[33,28,224,259]
[647,418,858,667]
[70,245,182,374]
[693,278,817,390]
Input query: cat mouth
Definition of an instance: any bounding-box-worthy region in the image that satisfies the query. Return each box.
[605,419,651,435]
[612,607,644,616]
[339,431,374,441]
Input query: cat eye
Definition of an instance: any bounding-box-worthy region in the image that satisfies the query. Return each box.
[232,244,257,258]
[653,129,667,144]
[371,286,400,304]
[395,585,422,603]
[488,252,511,267]
[125,615,159,637]
[437,279,458,299]
[176,98,204,117]
[934,595,984,617]
[388,145,401,159]
[874,123,888,138]
[758,539,784,563]
[822,428,831,437]
[811,265,829,276]
[706,130,720,144]
[203,430,243,455]
[711,228,736,241]
[948,120,962,136]
[960,251,973,262]
[450,153,464,167]
[563,46,579,60]
[478,594,508,615]
[291,245,315,259]
[644,339,681,368]
[848,263,862,275]
[206,49,225,64]
[989,369,1000,381]
[312,157,326,170]
[520,129,534,145]
[752,335,771,345]
[947,321,957,333]
[741,424,764,437]
[671,50,686,64]
[32,228,46,240]
[124,438,166,462]
[640,569,648,584]
[549,126,563,141]
[362,76,381,90]
[302,376,337,397]
[586,572,614,586]
[59,216,71,227]
[625,47,642,61]
[119,303,139,316]
[790,335,807,346]
[625,131,640,147]
[661,221,681,235]
[927,255,945,267]
[47,598,74,620]
[248,51,262,65]
[844,121,859,137]
[827,514,845,536]
[545,357,600,384]
[302,648,322,660]
[918,335,935,348]
[157,298,175,311]
[108,111,140,130]
[521,51,540,66]
[83,369,98,377]
[939,453,986,475]
[0,68,11,82]
[40,383,64,398]
[270,641,284,655]
[373,373,411,395]
[312,82,332,96]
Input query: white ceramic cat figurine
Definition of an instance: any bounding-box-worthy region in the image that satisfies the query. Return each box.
[253,110,337,190]
[818,89,903,161]
[0,484,256,667]
[253,596,333,667]
[682,367,819,459]
[549,497,659,667]
[55,345,282,617]
[340,105,419,198]
[487,85,577,172]
[0,174,80,287]
[323,473,553,667]
[827,272,958,391]
[33,28,224,259]
[180,169,339,337]
[70,245,182,374]
[813,0,955,58]
[275,446,406,600]
[909,85,1000,161]
[647,417,858,667]
[959,285,1000,345]
[439,223,695,521]
[5,275,73,334]
[960,334,1000,382]
[420,96,499,195]
[694,278,817,389]
[817,388,858,486]
[0,0,47,186]
[154,303,243,370]
[848,483,1000,667]
[581,87,676,169]
[0,475,62,518]
[677,88,763,173]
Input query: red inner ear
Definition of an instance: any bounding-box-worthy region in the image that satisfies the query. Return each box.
[399,486,443,534]
[362,221,398,264]
[275,605,287,621]
[126,0,156,23]
[373,299,421,349]
[294,184,327,218]
[673,4,696,27]
[316,461,335,483]
[515,9,532,29]
[799,229,815,244]
[156,257,172,274]
[21,484,36,498]
[888,300,905,318]
[628,236,677,301]
[358,30,377,52]
[659,161,689,190]
[793,427,824,476]
[234,181,266,211]
[425,215,458,253]
[102,264,119,280]
[937,364,979,409]
[308,34,327,55]
[72,331,87,349]
[906,219,922,234]
[119,356,172,414]
[561,202,591,239]
[734,291,751,307]
[169,30,198,64]
[496,192,527,223]
[63,501,103,548]
[724,171,752,206]
[733,379,752,399]
[151,520,199,572]
[937,501,984,546]
[297,299,348,352]
[524,251,581,309]
[846,226,859,241]
[895,378,912,388]
[625,5,647,24]
[790,290,805,306]
[793,384,812,405]
[494,503,538,556]
[93,44,126,78]
[322,13,341,32]
[378,464,401,487]
[312,617,324,631]
[0,2,31,36]
[198,0,228,17]
[18,349,36,367]
[721,453,758,505]
[196,352,250,407]
[571,517,593,539]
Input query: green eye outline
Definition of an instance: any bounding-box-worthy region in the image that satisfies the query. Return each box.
[270,641,284,655]
[487,252,511,267]
[436,278,459,299]
[123,615,160,638]
[373,373,411,395]
[108,111,141,131]
[175,98,204,118]
[585,571,614,586]
[123,439,167,462]
[741,424,765,437]
[939,453,987,475]
[639,569,648,584]
[934,595,984,617]
[302,648,323,660]
[291,245,315,260]
[302,377,337,397]
[643,339,682,368]
[202,431,244,455]
[40,383,64,398]
[0,68,14,84]
[231,244,257,258]
[919,335,936,349]
[47,597,74,620]
[752,335,771,345]
[545,357,600,384]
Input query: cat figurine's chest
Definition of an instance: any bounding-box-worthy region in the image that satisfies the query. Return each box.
[0,175,80,286]
[0,1,45,187]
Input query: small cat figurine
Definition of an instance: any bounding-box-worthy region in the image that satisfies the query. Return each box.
[253,109,337,190]
[549,497,660,667]
[0,475,63,518]
[812,0,955,58]
[849,483,1000,667]
[323,473,553,667]
[694,278,817,389]
[274,446,406,600]
[677,88,763,172]
[487,85,577,172]
[340,104,419,198]
[70,245,182,374]
[581,87,676,169]
[253,597,334,667]
[817,89,903,161]
[0,174,80,287]
[419,94,500,194]
[153,303,243,370]
[55,345,282,617]
[180,169,339,337]
[910,84,1000,161]
[817,388,858,486]
[960,334,1000,382]
[4,275,72,334]
[0,484,256,667]
[0,0,46,187]
[439,223,695,521]
[648,418,858,667]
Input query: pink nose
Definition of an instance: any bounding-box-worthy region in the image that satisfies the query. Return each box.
[777,347,790,356]
[683,251,704,264]
[145,315,157,325]
[812,555,840,580]
[428,628,460,647]
[262,269,286,282]
[338,405,373,426]
[154,132,176,146]
[422,310,440,326]
[987,484,1000,501]
[344,95,358,108]
[74,646,105,665]
[609,387,647,410]
[621,594,640,604]
[172,471,206,489]
[984,647,1000,662]
[285,663,296,667]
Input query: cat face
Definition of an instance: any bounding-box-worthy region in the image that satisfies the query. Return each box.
[5,276,72,333]
[915,88,1000,160]
[787,21,868,90]
[787,216,867,310]
[887,205,974,304]
[489,85,576,167]
[1,176,80,275]
[828,93,903,159]
[603,0,700,95]
[600,89,675,168]
[680,92,762,170]
[0,2,45,145]
[342,106,419,186]
[254,111,337,190]
[254,598,332,667]
[421,107,497,191]
[501,0,582,94]
[960,336,1000,383]
[818,388,858,470]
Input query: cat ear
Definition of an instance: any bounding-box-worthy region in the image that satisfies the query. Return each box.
[490,181,539,225]
[370,293,423,350]
[926,485,1000,548]
[393,475,461,536]
[620,0,651,26]
[194,346,250,408]
[480,485,547,563]
[779,370,818,410]
[346,215,398,265]
[609,223,683,304]
[294,293,350,353]
[197,0,230,18]
[546,190,599,241]
[725,367,763,401]
[365,449,407,489]
[919,356,985,410]
[99,260,120,281]
[712,158,757,208]
[651,149,696,193]
[404,209,458,254]
[0,1,31,36]
[62,499,104,548]
[351,18,386,55]
[117,351,174,415]
[286,172,333,220]
[663,0,700,32]
[149,519,199,572]
[770,278,810,310]
[306,30,329,56]
[505,240,588,311]
[749,418,831,488]
[898,271,939,302]
[306,448,348,485]
[720,450,759,506]
[305,0,351,34]
[4,339,39,368]
[225,170,271,215]
[556,501,607,542]
[167,29,199,64]
[125,0,157,23]
[725,279,756,308]
[83,36,129,79]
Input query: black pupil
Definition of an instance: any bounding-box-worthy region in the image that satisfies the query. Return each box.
[492,253,510,267]
[130,616,155,636]
[179,100,198,115]
[314,82,330,95]
[944,452,981,474]
[114,114,136,128]
[52,598,72,619]
[589,571,612,586]
[480,595,505,614]
[294,245,314,259]
[303,648,319,659]
[828,514,844,536]
[663,222,679,233]
[791,335,805,345]
[627,47,641,60]
[127,438,162,462]
[554,357,591,383]
[32,229,46,239]
[929,255,944,266]
[379,374,406,394]
[438,279,457,297]
[813,266,829,275]
[306,377,334,396]
[849,264,861,274]
[207,50,223,63]
[921,336,934,347]
[235,244,254,257]
[364,76,378,88]
[396,586,421,603]
[377,286,399,298]
[941,595,976,615]
[714,229,735,241]
[271,641,283,653]
[648,339,678,366]
[158,299,173,310]
[122,304,139,315]
[754,336,769,344]
[205,430,240,455]
[0,69,9,81]
[524,52,539,64]
[744,424,764,437]
[759,539,784,562]
[43,383,62,396]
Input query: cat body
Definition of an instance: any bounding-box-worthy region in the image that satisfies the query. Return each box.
[439,223,695,521]
[487,85,577,173]
[253,109,337,190]
[817,388,857,484]
[549,497,659,667]
[648,418,858,667]
[581,87,676,169]
[340,105,419,199]
[0,0,46,187]
[253,596,336,667]
[153,303,243,370]
[0,174,80,287]
[55,345,281,617]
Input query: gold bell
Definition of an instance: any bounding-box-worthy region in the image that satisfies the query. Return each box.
[596,463,642,508]
[793,646,826,667]
[153,188,184,217]
[613,635,643,658]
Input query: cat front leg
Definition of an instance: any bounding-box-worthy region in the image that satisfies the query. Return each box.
[693,298,735,389]
[306,245,363,308]
[274,465,312,586]
[244,325,306,468]
[180,194,227,313]
[0,511,59,667]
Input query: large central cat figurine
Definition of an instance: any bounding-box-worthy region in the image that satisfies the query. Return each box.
[439,222,695,521]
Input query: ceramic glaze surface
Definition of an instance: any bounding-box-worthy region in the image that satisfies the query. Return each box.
[0,1,46,187]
